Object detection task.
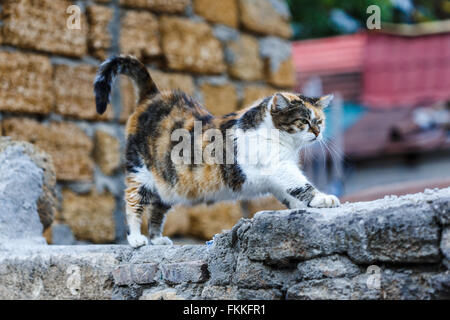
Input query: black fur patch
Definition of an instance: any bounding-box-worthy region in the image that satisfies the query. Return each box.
[219,131,246,191]
[94,55,158,115]
[239,100,268,131]
[138,185,154,205]
[287,184,316,204]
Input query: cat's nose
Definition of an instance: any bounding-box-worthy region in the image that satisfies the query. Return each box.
[310,127,320,137]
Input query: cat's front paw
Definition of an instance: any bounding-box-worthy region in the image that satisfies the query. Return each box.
[309,193,340,208]
[127,233,148,248]
[150,236,173,245]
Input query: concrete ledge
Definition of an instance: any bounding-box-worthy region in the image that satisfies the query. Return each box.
[1,187,449,299]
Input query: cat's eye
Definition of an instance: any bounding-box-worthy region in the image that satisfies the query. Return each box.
[317,120,323,124]
[301,119,309,125]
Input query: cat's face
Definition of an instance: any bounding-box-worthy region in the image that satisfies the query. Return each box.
[269,92,333,145]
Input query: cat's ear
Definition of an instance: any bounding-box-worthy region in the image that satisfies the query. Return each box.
[316,94,334,109]
[271,93,290,112]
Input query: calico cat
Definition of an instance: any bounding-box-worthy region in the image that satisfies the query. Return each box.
[94,55,340,248]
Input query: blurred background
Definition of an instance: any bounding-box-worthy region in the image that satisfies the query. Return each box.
[0,0,448,245]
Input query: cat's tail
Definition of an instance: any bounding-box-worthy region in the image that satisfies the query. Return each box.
[94,55,159,115]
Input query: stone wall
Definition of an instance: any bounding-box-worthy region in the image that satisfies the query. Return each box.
[0,188,448,300]
[0,0,294,244]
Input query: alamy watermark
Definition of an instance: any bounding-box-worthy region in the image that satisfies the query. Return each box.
[66,5,81,30]
[366,5,381,30]
[169,121,281,174]
[366,265,381,290]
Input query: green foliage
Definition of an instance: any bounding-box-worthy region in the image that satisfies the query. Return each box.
[287,0,450,40]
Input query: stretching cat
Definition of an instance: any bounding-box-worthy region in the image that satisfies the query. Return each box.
[94,55,340,248]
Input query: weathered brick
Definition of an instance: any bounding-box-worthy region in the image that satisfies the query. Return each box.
[239,0,292,38]
[260,37,295,88]
[174,202,242,239]
[118,76,136,123]
[53,64,114,121]
[119,0,190,13]
[242,85,277,108]
[93,130,121,176]
[226,34,264,81]
[244,196,286,217]
[161,261,209,284]
[0,51,53,115]
[267,57,296,88]
[61,189,115,243]
[2,118,94,181]
[151,70,195,95]
[1,0,87,57]
[200,83,237,116]
[160,16,225,74]
[120,10,161,60]
[194,0,238,28]
[142,207,191,237]
[113,263,159,285]
[87,5,113,60]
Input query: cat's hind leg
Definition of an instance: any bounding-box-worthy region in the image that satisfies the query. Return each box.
[125,177,149,248]
[147,202,172,245]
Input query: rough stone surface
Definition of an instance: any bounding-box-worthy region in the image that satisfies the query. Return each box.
[120,10,161,60]
[160,16,226,74]
[243,196,442,265]
[0,138,58,231]
[53,64,114,121]
[194,0,238,28]
[0,245,127,299]
[113,263,159,285]
[0,51,53,115]
[296,255,361,281]
[140,288,185,300]
[239,0,292,39]
[0,188,449,300]
[61,189,116,243]
[93,130,121,176]
[441,227,450,263]
[201,286,283,300]
[161,260,209,284]
[87,5,114,60]
[200,83,238,116]
[1,0,87,57]
[119,0,190,13]
[0,143,47,245]
[2,118,94,181]
[226,34,264,81]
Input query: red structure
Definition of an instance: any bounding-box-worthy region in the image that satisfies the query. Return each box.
[363,32,450,109]
[293,27,450,109]
[293,25,450,160]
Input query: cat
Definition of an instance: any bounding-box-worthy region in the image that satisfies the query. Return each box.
[94,55,340,248]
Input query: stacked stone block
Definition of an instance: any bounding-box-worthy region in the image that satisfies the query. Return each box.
[0,0,294,244]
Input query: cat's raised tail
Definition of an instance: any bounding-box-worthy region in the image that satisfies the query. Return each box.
[94,55,159,115]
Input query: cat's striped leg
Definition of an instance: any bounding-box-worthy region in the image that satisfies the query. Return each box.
[125,178,148,248]
[269,164,340,208]
[147,202,172,245]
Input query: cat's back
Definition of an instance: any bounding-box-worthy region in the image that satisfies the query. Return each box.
[125,89,214,138]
